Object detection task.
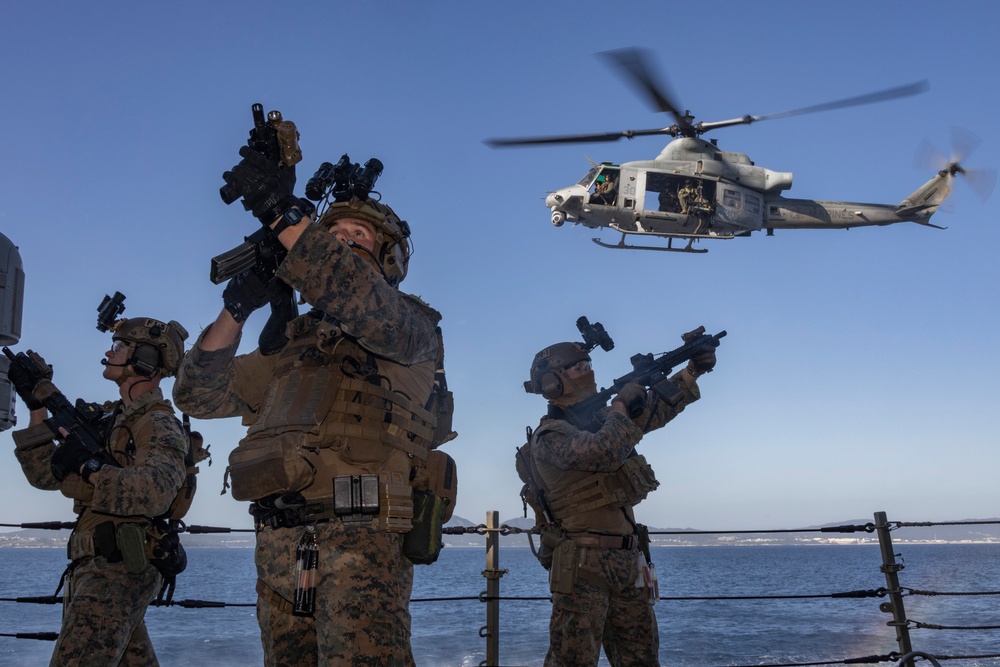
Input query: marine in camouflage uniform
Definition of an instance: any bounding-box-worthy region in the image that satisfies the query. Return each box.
[174,178,440,666]
[522,333,717,667]
[10,317,189,667]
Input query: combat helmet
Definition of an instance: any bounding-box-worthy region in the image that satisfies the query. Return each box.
[524,342,593,401]
[111,317,189,378]
[318,199,412,287]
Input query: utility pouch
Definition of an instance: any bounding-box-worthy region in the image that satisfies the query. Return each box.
[549,538,578,594]
[116,524,149,574]
[333,475,380,521]
[403,490,445,565]
[537,527,566,571]
[227,434,316,501]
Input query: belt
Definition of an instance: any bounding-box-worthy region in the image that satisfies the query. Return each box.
[573,533,639,550]
[251,497,373,531]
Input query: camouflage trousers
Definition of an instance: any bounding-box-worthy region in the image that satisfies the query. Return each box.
[51,556,162,667]
[255,520,415,667]
[545,547,659,667]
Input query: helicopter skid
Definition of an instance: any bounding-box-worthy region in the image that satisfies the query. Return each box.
[593,229,708,253]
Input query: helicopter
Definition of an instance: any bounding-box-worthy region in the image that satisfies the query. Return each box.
[486,48,994,253]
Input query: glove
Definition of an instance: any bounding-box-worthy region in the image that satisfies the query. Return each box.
[681,326,717,375]
[6,350,52,411]
[221,147,300,225]
[223,269,280,323]
[259,280,298,356]
[50,432,96,483]
[614,382,648,420]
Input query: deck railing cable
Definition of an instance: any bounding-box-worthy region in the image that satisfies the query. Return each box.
[3,511,1000,666]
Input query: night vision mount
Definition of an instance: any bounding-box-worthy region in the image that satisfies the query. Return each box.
[97,292,126,333]
[576,316,614,353]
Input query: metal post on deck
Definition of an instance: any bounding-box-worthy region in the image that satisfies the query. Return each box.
[479,510,507,667]
[873,510,914,666]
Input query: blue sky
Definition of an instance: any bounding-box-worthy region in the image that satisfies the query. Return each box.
[1,1,998,533]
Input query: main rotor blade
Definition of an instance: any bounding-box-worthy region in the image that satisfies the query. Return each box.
[599,47,696,137]
[485,127,675,148]
[749,80,930,124]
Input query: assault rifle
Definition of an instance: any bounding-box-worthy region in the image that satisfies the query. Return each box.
[212,103,304,285]
[561,327,726,431]
[2,347,120,480]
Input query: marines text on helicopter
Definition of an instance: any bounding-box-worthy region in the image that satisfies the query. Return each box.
[487,49,994,253]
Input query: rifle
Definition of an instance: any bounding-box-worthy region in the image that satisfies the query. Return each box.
[2,347,120,479]
[213,103,304,285]
[561,328,726,431]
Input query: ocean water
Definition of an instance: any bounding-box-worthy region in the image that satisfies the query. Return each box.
[2,543,1000,666]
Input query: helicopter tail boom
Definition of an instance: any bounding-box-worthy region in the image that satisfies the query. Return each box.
[894,166,955,221]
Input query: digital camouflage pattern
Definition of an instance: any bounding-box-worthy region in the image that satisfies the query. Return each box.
[173,220,440,665]
[530,369,701,667]
[12,387,187,667]
[256,521,414,667]
[546,548,657,667]
[53,556,162,667]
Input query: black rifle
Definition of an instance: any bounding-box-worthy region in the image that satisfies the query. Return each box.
[561,328,726,431]
[213,103,304,285]
[2,347,120,479]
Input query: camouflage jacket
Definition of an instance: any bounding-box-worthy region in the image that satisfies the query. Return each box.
[13,388,187,533]
[530,368,701,535]
[173,221,439,423]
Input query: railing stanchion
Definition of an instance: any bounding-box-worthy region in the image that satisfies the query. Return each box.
[874,510,914,665]
[479,510,507,667]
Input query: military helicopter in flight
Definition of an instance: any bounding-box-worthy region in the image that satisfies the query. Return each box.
[487,48,994,253]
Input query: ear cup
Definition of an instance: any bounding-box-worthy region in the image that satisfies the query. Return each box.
[130,343,160,377]
[539,371,563,400]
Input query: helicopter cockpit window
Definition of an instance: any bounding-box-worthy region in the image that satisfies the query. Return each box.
[589,167,620,206]
[577,166,602,188]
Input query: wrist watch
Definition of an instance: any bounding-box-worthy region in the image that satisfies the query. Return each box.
[272,206,304,236]
[80,458,103,484]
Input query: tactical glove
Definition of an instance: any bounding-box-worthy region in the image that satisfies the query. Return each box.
[222,146,302,225]
[614,382,649,420]
[223,268,279,324]
[681,326,717,375]
[50,433,97,483]
[7,350,52,411]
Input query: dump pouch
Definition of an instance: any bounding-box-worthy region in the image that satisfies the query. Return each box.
[116,523,149,574]
[549,536,578,594]
[227,433,316,501]
[403,490,446,565]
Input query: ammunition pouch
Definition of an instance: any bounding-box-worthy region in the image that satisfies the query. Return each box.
[403,490,446,565]
[227,433,317,502]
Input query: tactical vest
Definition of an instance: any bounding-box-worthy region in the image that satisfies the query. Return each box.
[69,393,188,559]
[528,419,659,535]
[227,311,438,532]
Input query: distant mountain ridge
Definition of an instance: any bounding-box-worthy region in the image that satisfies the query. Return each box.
[3,517,999,549]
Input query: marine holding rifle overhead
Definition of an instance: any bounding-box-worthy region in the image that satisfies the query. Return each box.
[173,103,457,667]
[6,292,191,667]
[516,317,722,667]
